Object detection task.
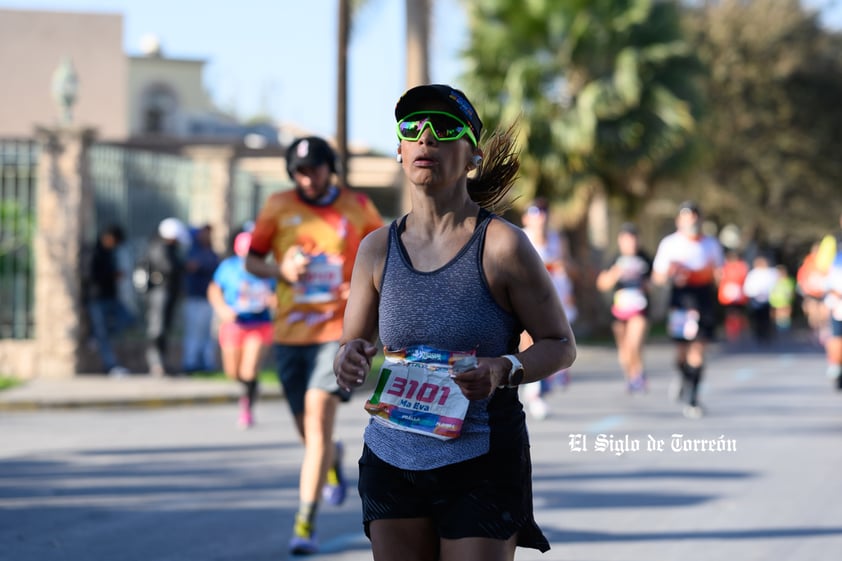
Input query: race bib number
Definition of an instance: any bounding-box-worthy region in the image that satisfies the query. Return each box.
[668,308,700,340]
[364,346,476,440]
[612,287,648,320]
[234,280,273,314]
[293,254,343,304]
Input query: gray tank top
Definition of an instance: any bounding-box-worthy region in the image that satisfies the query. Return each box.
[364,210,523,470]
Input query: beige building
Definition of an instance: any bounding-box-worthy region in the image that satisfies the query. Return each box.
[127,39,240,138]
[0,9,127,139]
[0,9,402,378]
[0,9,234,142]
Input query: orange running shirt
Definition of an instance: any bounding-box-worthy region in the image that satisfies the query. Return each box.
[249,188,383,344]
[718,259,749,306]
[797,252,826,299]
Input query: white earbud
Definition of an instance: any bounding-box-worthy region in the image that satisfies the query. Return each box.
[472,155,483,167]
[397,154,403,163]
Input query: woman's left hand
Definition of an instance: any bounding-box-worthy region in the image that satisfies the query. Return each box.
[334,339,378,392]
[451,357,508,400]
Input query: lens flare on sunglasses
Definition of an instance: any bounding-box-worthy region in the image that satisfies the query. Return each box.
[396,111,478,146]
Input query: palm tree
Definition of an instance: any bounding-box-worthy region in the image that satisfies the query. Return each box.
[405,0,432,87]
[466,0,701,212]
[337,0,350,186]
[336,0,431,194]
[400,0,432,212]
[463,0,703,333]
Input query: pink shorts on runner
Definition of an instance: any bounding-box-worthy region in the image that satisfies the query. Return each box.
[218,322,274,348]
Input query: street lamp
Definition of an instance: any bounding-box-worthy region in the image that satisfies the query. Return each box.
[51,57,79,126]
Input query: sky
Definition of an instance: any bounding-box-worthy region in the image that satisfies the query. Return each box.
[1,0,468,154]
[3,0,841,154]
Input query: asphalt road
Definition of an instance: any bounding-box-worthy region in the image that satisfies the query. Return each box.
[2,338,842,560]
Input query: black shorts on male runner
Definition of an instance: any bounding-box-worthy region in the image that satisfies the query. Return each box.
[670,284,718,342]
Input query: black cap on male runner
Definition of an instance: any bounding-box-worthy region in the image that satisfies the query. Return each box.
[285,136,337,179]
[395,84,483,143]
[619,222,639,235]
[678,200,701,215]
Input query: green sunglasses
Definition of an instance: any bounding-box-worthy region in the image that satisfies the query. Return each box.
[396,111,478,146]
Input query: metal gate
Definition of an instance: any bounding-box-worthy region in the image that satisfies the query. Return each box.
[0,139,37,339]
[88,144,212,243]
[1,141,267,341]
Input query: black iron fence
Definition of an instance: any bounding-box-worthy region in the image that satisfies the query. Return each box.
[88,143,212,244]
[1,139,267,341]
[0,139,38,339]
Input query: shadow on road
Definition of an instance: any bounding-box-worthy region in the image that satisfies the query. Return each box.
[543,525,842,543]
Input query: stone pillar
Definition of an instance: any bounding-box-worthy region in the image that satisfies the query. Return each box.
[32,126,97,377]
[181,145,236,253]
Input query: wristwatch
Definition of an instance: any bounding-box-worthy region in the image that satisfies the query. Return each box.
[501,354,525,388]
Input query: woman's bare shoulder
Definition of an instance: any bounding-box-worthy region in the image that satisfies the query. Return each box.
[356,225,392,272]
[485,215,530,256]
[360,224,390,251]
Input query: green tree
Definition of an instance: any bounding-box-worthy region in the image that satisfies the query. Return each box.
[0,201,34,260]
[464,0,702,212]
[683,0,842,258]
[462,0,703,332]
[0,200,35,337]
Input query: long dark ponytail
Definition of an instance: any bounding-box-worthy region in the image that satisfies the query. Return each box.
[467,120,521,212]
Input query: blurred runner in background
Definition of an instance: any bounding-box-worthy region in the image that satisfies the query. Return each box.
[246,136,383,554]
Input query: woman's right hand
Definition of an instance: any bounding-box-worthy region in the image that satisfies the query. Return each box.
[279,245,309,283]
[334,339,378,392]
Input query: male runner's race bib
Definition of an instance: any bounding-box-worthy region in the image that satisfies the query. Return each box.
[293,253,343,304]
[364,345,476,440]
[668,308,700,340]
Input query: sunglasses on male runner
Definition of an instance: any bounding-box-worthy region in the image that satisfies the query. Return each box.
[396,111,478,146]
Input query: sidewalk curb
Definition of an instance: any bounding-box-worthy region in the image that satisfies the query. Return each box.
[0,343,625,412]
[4,340,818,413]
[0,392,287,412]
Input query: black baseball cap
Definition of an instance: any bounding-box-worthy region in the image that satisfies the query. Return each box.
[678,200,701,215]
[619,222,639,235]
[285,136,337,178]
[395,84,483,142]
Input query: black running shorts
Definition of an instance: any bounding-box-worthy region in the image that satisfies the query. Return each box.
[357,436,550,552]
